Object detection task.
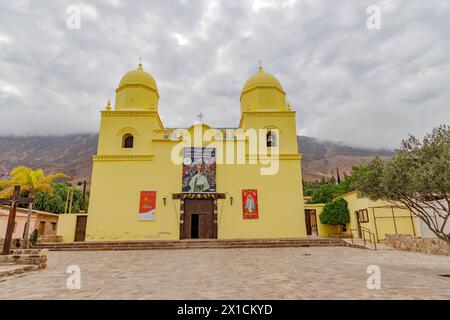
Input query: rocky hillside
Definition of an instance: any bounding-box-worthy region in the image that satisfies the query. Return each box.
[298,136,393,180]
[0,134,393,182]
[0,135,98,181]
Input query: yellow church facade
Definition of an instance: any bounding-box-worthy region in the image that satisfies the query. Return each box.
[67,63,307,242]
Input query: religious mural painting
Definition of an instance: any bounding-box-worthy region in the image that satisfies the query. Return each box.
[182,147,217,193]
[139,191,157,221]
[242,189,259,219]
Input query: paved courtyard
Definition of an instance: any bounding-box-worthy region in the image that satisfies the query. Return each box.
[0,247,450,299]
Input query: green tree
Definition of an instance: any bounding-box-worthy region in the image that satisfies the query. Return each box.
[351,125,450,245]
[0,166,68,246]
[306,176,354,204]
[307,183,338,203]
[319,198,350,231]
[33,182,89,214]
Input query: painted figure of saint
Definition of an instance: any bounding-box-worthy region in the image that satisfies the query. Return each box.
[188,162,210,192]
[244,193,256,213]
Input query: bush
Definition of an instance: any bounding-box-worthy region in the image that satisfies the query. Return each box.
[319,198,350,226]
[29,229,39,246]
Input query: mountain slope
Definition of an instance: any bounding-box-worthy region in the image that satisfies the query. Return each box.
[297,136,393,180]
[0,134,394,181]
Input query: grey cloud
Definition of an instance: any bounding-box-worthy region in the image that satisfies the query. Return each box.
[0,0,448,148]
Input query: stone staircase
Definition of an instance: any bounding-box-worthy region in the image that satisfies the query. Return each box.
[34,238,348,251]
[0,248,48,281]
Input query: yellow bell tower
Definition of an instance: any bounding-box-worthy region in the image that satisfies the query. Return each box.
[114,63,159,111]
[239,64,299,154]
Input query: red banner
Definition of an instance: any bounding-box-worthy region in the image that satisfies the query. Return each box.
[139,191,156,221]
[242,189,258,219]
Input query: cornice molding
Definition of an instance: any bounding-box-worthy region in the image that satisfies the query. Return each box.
[93,155,155,162]
[102,111,158,117]
[240,85,286,99]
[239,111,296,127]
[101,111,164,128]
[242,111,296,117]
[115,84,159,98]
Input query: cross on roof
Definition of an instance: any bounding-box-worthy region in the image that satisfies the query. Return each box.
[139,57,143,64]
[197,112,205,123]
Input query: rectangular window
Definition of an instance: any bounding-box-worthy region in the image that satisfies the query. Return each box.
[51,222,57,232]
[358,209,369,223]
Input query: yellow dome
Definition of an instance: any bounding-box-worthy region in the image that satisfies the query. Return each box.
[115,63,159,111]
[242,65,284,94]
[118,63,158,91]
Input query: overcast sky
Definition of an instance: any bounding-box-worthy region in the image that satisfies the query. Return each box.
[0,0,449,148]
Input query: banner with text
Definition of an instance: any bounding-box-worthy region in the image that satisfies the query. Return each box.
[139,191,156,221]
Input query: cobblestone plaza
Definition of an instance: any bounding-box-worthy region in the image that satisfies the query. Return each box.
[1,247,450,299]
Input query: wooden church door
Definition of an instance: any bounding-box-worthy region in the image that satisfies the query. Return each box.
[183,199,215,239]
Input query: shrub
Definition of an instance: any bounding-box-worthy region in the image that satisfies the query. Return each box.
[319,198,350,226]
[29,229,39,246]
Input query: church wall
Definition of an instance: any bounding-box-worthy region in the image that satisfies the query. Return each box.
[97,114,158,155]
[240,88,286,111]
[83,133,307,241]
[257,88,286,111]
[85,141,182,241]
[115,87,158,111]
[216,159,306,239]
[57,214,84,242]
[240,113,299,154]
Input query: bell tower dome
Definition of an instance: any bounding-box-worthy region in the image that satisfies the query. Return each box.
[115,63,159,111]
[240,64,287,113]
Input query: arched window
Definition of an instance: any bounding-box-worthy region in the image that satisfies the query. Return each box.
[266,130,277,147]
[122,134,134,148]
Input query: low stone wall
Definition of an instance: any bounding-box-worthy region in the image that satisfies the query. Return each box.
[0,249,49,269]
[38,235,63,243]
[385,234,450,256]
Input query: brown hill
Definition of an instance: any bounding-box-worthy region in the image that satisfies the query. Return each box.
[0,134,393,182]
[297,136,393,181]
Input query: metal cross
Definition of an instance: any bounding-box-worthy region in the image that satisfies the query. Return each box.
[139,57,143,64]
[197,112,204,123]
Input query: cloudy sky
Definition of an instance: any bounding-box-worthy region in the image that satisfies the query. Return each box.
[0,0,449,148]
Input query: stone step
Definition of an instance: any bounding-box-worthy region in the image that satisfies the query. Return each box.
[34,238,346,251]
[0,264,39,280]
[9,249,43,255]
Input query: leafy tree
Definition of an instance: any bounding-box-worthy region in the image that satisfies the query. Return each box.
[307,183,338,203]
[351,125,450,245]
[306,175,354,204]
[0,166,68,246]
[319,198,350,231]
[33,182,89,214]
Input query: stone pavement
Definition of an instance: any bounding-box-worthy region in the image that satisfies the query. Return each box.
[0,247,449,299]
